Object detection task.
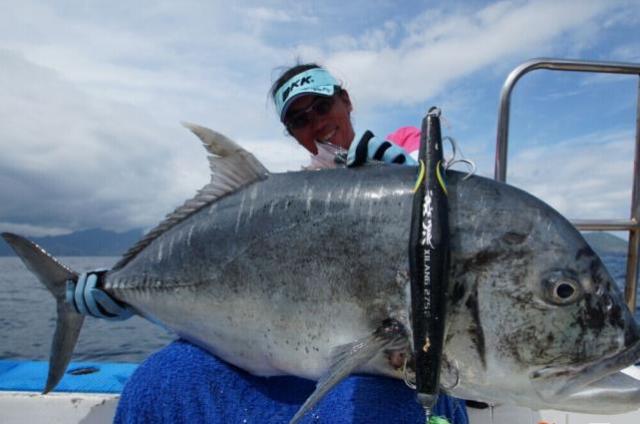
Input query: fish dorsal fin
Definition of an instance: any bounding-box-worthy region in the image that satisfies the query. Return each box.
[112,124,269,270]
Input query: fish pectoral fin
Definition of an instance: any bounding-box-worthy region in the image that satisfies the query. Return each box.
[289,319,408,424]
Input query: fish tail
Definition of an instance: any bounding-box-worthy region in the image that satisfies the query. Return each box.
[1,232,84,393]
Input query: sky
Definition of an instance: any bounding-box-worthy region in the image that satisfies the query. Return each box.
[1,0,639,237]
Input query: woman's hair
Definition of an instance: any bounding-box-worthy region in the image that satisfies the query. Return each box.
[269,63,343,104]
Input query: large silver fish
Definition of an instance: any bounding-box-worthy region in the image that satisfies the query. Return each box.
[3,124,640,422]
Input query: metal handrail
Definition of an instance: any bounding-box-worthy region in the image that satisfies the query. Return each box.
[494,58,640,312]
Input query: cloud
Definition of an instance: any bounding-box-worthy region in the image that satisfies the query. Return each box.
[0,50,192,231]
[508,130,635,220]
[321,0,614,109]
[0,2,292,137]
[0,2,318,236]
[0,48,311,233]
[243,6,318,25]
[0,222,73,237]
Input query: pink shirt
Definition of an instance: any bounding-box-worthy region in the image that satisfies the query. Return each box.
[386,126,421,154]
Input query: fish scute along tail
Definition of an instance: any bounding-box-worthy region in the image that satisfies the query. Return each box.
[1,232,84,393]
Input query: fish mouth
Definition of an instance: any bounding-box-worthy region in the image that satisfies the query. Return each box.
[530,338,640,404]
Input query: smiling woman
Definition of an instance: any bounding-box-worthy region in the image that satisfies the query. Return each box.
[270,63,420,170]
[272,64,355,154]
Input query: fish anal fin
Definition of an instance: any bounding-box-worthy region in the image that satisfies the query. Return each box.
[289,319,409,424]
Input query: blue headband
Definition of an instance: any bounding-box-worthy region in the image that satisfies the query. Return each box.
[275,68,340,121]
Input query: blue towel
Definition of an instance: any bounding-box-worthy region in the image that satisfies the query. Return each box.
[115,340,468,423]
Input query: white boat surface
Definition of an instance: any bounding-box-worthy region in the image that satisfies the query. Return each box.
[2,388,640,423]
[1,360,639,423]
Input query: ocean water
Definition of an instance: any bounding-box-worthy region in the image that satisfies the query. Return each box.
[0,257,173,362]
[0,254,639,363]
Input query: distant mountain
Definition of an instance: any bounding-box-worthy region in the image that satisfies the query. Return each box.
[582,232,628,254]
[1,228,629,258]
[0,228,145,256]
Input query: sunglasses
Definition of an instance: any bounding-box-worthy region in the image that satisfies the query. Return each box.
[285,96,336,130]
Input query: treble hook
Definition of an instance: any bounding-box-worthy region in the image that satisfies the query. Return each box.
[442,135,476,180]
[402,356,417,390]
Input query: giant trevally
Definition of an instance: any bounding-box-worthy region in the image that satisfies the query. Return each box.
[3,123,640,422]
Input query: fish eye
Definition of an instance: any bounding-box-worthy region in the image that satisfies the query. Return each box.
[556,282,575,299]
[542,271,583,305]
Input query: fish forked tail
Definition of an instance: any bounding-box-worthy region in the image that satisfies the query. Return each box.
[1,232,84,393]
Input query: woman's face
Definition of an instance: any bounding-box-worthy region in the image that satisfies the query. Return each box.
[284,91,355,155]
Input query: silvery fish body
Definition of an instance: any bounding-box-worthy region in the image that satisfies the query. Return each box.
[105,165,640,413]
[4,124,640,420]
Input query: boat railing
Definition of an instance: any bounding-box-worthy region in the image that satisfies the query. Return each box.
[494,58,640,312]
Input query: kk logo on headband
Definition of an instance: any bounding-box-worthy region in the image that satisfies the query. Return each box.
[281,76,314,102]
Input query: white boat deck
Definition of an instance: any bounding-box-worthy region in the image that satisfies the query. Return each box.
[1,390,639,424]
[0,391,119,423]
[468,405,640,424]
